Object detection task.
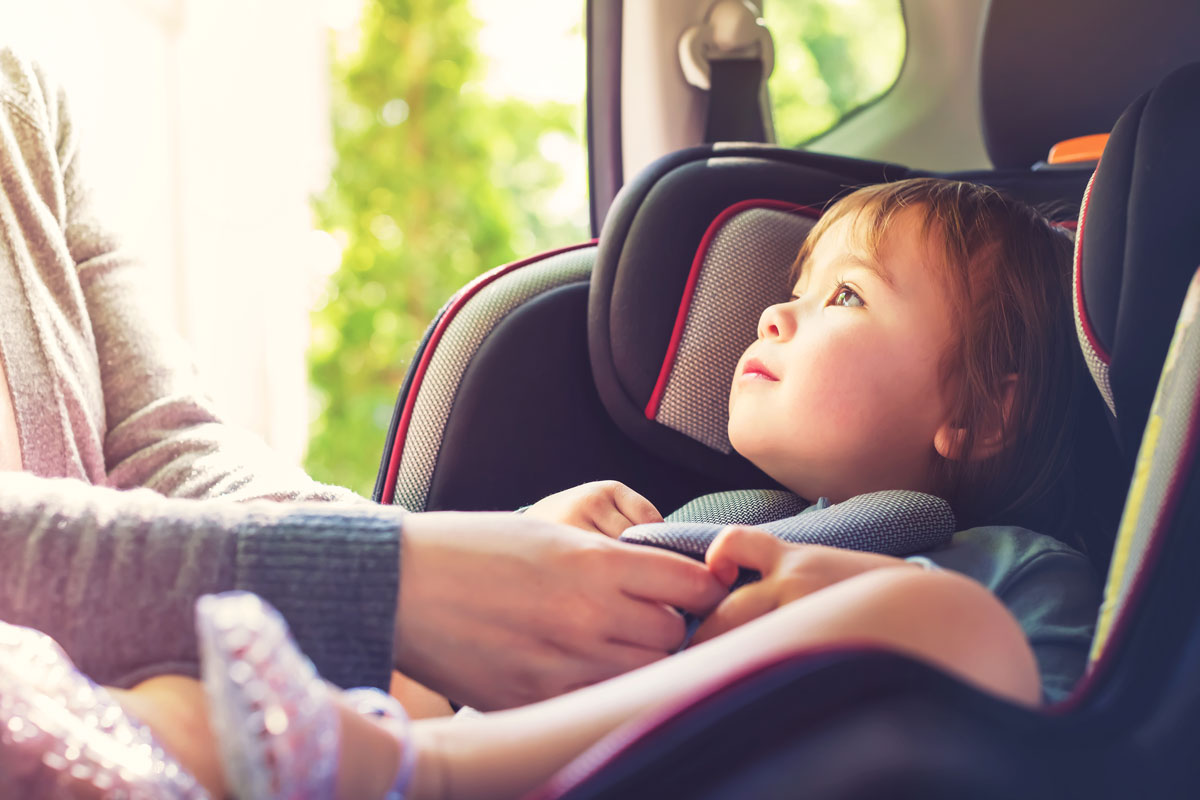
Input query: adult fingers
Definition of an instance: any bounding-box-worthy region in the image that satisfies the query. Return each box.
[612,484,663,526]
[603,595,688,652]
[615,543,728,616]
[706,526,786,586]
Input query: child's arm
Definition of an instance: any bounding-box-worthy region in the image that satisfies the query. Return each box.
[523,480,663,537]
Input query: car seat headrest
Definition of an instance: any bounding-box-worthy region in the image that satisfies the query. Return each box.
[588,146,903,483]
[981,0,1200,168]
[1074,61,1200,456]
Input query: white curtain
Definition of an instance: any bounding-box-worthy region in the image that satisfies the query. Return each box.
[0,0,334,466]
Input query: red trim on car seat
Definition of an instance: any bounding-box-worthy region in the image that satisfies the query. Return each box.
[380,241,598,506]
[643,200,822,420]
[1073,166,1112,364]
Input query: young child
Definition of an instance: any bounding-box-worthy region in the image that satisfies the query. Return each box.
[0,178,1101,800]
[525,177,1099,701]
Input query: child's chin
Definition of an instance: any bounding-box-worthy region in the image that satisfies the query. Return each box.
[726,428,758,463]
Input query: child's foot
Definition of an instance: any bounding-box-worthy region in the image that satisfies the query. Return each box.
[196,592,420,800]
[0,620,208,799]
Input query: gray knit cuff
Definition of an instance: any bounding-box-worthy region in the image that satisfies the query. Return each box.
[234,507,402,690]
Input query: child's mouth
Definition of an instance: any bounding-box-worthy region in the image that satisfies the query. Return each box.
[740,358,779,381]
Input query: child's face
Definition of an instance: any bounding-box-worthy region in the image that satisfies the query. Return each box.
[728,209,956,501]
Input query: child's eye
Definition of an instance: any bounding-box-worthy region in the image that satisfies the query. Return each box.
[830,285,865,308]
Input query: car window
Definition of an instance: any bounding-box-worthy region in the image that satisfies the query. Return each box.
[765,0,906,145]
[308,0,587,495]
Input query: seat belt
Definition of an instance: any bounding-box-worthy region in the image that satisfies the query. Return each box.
[680,0,776,144]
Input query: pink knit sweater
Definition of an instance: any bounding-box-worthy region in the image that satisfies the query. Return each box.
[0,49,403,690]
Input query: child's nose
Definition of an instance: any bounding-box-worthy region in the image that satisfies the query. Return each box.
[758,302,796,341]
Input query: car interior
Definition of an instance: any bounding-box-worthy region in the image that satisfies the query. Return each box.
[374,0,1200,796]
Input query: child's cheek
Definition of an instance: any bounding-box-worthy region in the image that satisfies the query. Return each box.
[795,331,887,426]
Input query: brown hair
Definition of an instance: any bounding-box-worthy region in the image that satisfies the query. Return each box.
[792,178,1082,529]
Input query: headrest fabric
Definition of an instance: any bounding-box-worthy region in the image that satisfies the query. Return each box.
[647,202,818,453]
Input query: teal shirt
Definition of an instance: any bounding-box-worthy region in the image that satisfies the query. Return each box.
[916,526,1100,704]
[793,498,1098,704]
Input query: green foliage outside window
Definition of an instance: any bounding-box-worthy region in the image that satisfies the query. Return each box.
[306,0,905,496]
[766,0,907,145]
[307,0,585,496]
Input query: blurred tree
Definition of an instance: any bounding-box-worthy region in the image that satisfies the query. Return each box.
[766,0,906,145]
[307,0,585,495]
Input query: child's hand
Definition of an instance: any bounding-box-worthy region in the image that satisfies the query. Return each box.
[523,480,663,538]
[692,526,914,644]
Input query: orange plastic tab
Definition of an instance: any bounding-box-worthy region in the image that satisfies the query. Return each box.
[1047,133,1109,165]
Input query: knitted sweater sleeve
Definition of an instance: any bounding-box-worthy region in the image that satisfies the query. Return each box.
[0,53,402,690]
[0,472,400,691]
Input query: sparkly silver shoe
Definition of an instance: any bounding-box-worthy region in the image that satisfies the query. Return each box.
[196,591,416,800]
[0,621,208,799]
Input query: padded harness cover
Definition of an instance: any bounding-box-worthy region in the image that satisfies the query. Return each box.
[622,489,956,564]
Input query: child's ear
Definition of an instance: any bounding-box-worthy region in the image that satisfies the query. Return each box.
[933,375,1018,462]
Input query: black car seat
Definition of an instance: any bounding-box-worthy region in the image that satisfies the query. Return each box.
[373,145,1098,519]
[526,61,1200,800]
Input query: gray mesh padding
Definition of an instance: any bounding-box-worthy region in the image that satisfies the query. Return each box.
[1090,269,1200,661]
[621,489,955,562]
[655,209,817,452]
[666,488,810,525]
[392,248,595,511]
[1073,172,1116,417]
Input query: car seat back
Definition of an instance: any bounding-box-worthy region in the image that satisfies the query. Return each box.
[376,243,596,511]
[1067,61,1200,715]
[375,146,1101,521]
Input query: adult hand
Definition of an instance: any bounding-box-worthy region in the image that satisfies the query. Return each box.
[692,526,914,645]
[392,512,727,711]
[523,480,663,538]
